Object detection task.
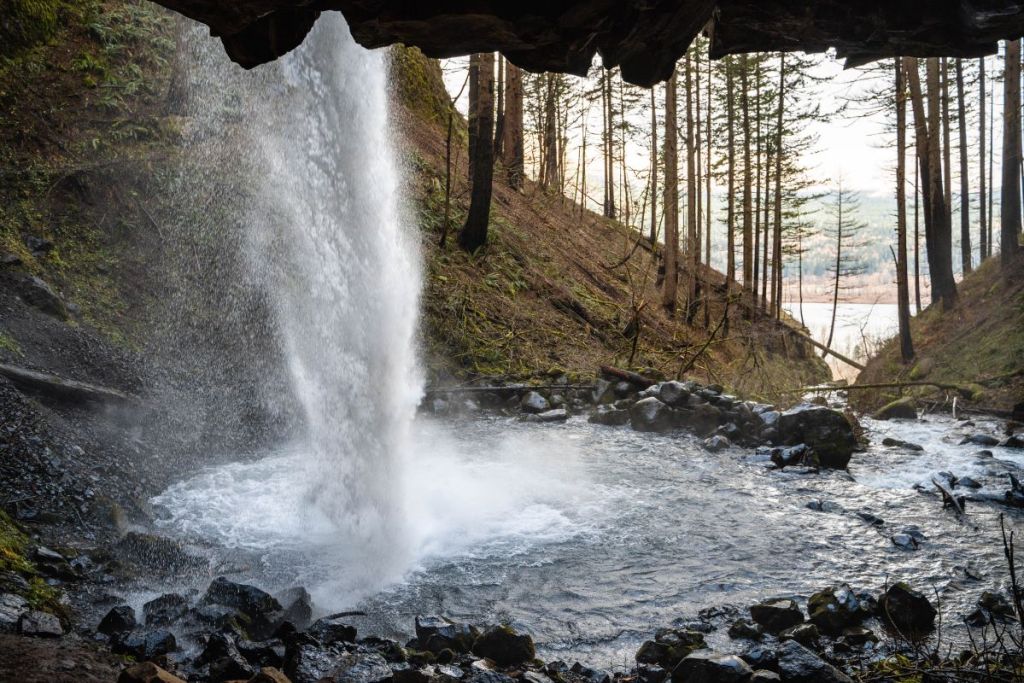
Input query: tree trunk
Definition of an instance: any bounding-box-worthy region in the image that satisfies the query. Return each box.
[467,54,480,185]
[895,56,915,362]
[753,58,762,308]
[603,70,616,219]
[500,63,524,190]
[772,53,785,320]
[1002,39,1022,267]
[955,58,972,274]
[989,74,995,258]
[494,56,505,161]
[704,46,713,329]
[741,55,754,317]
[824,185,844,356]
[725,57,736,332]
[663,69,679,314]
[649,86,659,250]
[941,58,953,221]
[685,51,699,324]
[542,75,559,190]
[458,53,495,252]
[914,155,921,313]
[979,56,988,261]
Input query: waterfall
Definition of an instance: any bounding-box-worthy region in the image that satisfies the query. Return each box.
[155,14,423,591]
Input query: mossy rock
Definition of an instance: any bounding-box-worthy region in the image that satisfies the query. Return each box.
[873,397,917,421]
[1,0,62,57]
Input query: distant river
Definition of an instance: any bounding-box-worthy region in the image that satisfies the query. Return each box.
[784,301,900,381]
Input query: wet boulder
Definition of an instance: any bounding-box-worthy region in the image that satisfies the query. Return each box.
[878,583,936,635]
[472,625,535,666]
[112,629,178,659]
[588,405,630,426]
[520,392,550,414]
[276,586,314,630]
[636,629,707,669]
[771,444,808,469]
[836,626,877,649]
[636,665,668,683]
[629,397,675,433]
[749,672,780,683]
[415,615,479,654]
[778,405,857,469]
[199,632,256,682]
[872,398,917,420]
[98,605,137,635]
[524,408,568,423]
[672,652,752,683]
[776,640,852,683]
[0,593,28,632]
[143,593,189,626]
[285,640,344,683]
[749,598,803,634]
[250,668,292,683]
[323,652,393,683]
[19,275,68,319]
[703,435,732,452]
[778,622,819,648]
[238,637,287,668]
[658,381,690,407]
[807,585,865,635]
[960,434,999,446]
[17,609,63,637]
[727,618,762,641]
[202,576,283,638]
[881,437,923,451]
[1001,434,1024,449]
[310,616,358,645]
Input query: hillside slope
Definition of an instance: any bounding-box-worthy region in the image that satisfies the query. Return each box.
[853,255,1024,415]
[391,49,829,400]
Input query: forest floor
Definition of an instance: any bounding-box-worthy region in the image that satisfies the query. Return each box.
[853,253,1024,416]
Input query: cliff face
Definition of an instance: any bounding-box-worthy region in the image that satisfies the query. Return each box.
[143,0,1024,85]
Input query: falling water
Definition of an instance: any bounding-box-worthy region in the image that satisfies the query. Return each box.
[155,14,423,592]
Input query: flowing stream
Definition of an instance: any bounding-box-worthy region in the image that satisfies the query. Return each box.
[151,16,1024,670]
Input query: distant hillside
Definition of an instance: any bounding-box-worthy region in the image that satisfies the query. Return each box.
[390,48,831,400]
[853,255,1024,415]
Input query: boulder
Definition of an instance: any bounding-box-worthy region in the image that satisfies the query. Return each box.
[238,637,287,668]
[836,626,877,648]
[749,672,780,683]
[771,444,808,469]
[977,590,1015,622]
[776,641,852,683]
[778,622,819,647]
[658,381,690,407]
[726,618,762,641]
[472,625,535,666]
[19,276,68,319]
[202,576,283,638]
[0,593,28,632]
[200,632,256,682]
[635,630,706,669]
[323,652,393,683]
[520,392,550,414]
[778,405,857,469]
[588,405,630,426]
[1000,435,1024,449]
[250,668,293,683]
[98,605,137,635]
[285,641,343,683]
[629,397,675,433]
[524,408,568,423]
[143,593,189,625]
[637,665,667,683]
[310,616,358,644]
[415,615,478,654]
[672,652,752,683]
[276,586,314,630]
[807,585,864,635]
[702,435,732,452]
[960,434,1000,446]
[881,437,923,451]
[878,583,936,635]
[17,609,63,637]
[872,398,917,420]
[117,662,188,683]
[749,598,803,634]
[112,629,178,659]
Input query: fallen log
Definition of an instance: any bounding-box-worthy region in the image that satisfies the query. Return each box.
[790,380,973,396]
[787,331,866,370]
[424,384,595,397]
[0,363,134,406]
[932,476,967,518]
[599,365,656,388]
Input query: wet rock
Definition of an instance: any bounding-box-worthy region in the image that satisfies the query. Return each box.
[521,392,550,414]
[879,583,936,635]
[629,397,675,433]
[960,434,999,446]
[310,616,358,644]
[890,533,920,551]
[98,605,137,635]
[114,532,204,574]
[702,435,732,452]
[749,598,803,634]
[808,585,864,635]
[588,405,630,426]
[191,603,243,630]
[523,408,568,423]
[250,668,292,683]
[415,616,478,654]
[881,437,923,451]
[34,546,78,581]
[277,586,314,630]
[680,403,722,436]
[285,641,342,683]
[778,622,819,647]
[738,646,776,671]
[673,652,752,683]
[776,640,852,683]
[636,630,707,668]
[805,499,844,514]
[727,618,762,641]
[323,652,393,683]
[0,593,27,632]
[472,625,535,666]
[658,381,690,407]
[749,672,780,683]
[636,665,667,683]
[613,381,636,398]
[238,637,287,668]
[143,593,189,626]
[117,662,188,683]
[17,609,63,637]
[771,444,808,469]
[202,576,283,638]
[112,629,178,659]
[200,632,256,682]
[19,276,68,319]
[873,398,917,420]
[836,626,877,648]
[593,380,615,404]
[24,235,54,254]
[957,476,982,489]
[975,590,1015,622]
[468,671,516,683]
[856,511,884,526]
[1001,435,1024,448]
[778,405,857,469]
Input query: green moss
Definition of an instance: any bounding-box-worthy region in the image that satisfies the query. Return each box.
[0,511,64,615]
[0,332,22,356]
[0,0,62,57]
[389,45,457,128]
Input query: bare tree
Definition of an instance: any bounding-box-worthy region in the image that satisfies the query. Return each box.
[458,53,495,252]
[1002,39,1022,268]
[662,69,679,314]
[955,58,972,274]
[895,56,915,362]
[501,62,524,190]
